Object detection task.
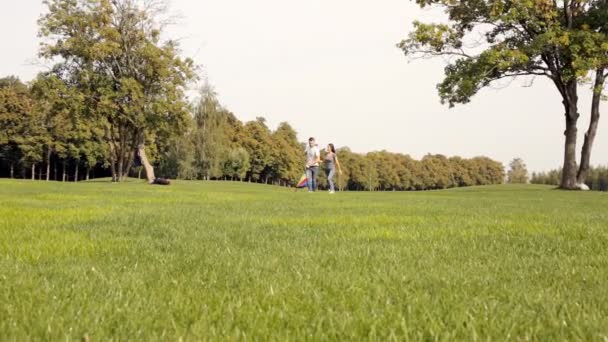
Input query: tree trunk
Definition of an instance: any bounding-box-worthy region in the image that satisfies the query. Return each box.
[122,136,138,181]
[74,161,79,182]
[108,125,118,182]
[123,159,132,180]
[54,162,57,181]
[561,118,579,189]
[10,163,14,179]
[124,128,138,181]
[138,144,156,183]
[138,167,142,179]
[117,156,124,182]
[46,148,51,181]
[110,163,117,182]
[577,69,605,185]
[86,167,90,181]
[31,164,35,181]
[110,146,118,182]
[117,123,126,182]
[62,162,67,182]
[39,165,43,180]
[560,82,580,190]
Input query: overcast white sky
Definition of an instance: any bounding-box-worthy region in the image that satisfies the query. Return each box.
[2,1,607,172]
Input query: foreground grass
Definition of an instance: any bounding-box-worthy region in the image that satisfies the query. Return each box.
[0,180,607,340]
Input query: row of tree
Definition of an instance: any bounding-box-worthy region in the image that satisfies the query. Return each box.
[161,111,508,191]
[531,166,608,191]
[1,72,507,190]
[139,84,508,191]
[0,75,106,181]
[327,153,505,191]
[156,85,304,186]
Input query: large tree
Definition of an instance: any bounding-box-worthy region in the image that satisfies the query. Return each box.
[241,118,274,183]
[39,0,196,182]
[399,0,608,189]
[192,85,232,180]
[271,122,302,186]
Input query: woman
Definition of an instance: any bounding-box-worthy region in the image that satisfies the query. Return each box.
[324,143,342,194]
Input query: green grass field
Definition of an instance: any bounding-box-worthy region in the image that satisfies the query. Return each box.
[1,180,607,340]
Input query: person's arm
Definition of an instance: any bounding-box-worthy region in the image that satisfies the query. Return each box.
[335,155,343,174]
[314,148,321,165]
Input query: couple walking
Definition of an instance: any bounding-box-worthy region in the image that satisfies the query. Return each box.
[305,137,342,193]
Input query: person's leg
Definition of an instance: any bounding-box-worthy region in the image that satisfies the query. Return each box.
[306,168,313,192]
[312,166,319,191]
[328,168,336,192]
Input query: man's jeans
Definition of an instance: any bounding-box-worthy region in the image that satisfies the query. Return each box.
[306,166,319,192]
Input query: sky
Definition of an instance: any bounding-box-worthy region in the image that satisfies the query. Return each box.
[1,1,607,172]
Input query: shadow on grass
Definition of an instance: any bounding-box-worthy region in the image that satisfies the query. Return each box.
[84,177,148,183]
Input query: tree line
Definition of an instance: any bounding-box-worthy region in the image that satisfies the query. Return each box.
[0,74,506,190]
[532,166,608,191]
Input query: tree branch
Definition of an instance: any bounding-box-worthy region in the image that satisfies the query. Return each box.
[564,0,573,29]
[406,49,472,59]
[487,70,552,83]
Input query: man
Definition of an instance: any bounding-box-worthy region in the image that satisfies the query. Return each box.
[305,137,321,192]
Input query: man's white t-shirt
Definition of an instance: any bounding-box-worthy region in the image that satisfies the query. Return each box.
[306,145,320,167]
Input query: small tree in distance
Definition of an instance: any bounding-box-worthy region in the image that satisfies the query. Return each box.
[508,158,529,184]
